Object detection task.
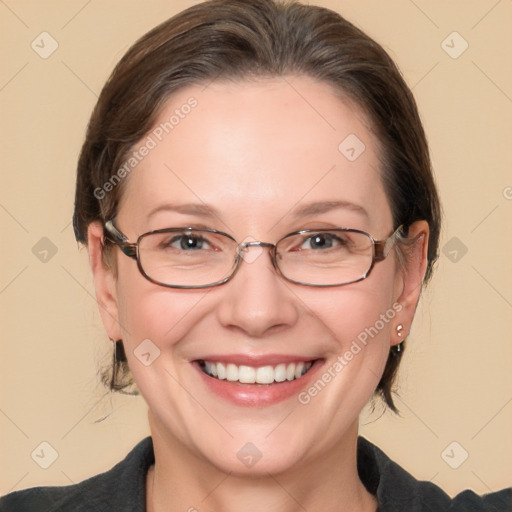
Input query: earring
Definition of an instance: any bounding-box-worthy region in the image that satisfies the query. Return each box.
[395,325,404,354]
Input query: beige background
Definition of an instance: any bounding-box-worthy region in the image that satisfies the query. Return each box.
[1,0,511,499]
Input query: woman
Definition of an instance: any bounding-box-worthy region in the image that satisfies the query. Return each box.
[1,0,509,510]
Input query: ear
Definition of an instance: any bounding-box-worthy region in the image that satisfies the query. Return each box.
[392,220,429,346]
[87,222,123,341]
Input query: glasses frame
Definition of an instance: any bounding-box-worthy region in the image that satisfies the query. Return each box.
[103,219,404,289]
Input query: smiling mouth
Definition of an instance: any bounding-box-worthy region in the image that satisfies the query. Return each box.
[198,360,315,385]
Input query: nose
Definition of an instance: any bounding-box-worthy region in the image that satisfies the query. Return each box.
[216,245,299,338]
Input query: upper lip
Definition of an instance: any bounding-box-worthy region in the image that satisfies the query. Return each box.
[194,354,318,366]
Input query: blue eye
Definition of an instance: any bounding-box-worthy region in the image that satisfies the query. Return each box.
[301,233,343,250]
[167,234,211,251]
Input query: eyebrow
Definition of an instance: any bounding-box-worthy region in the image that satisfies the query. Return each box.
[290,200,368,219]
[146,203,221,220]
[145,200,368,223]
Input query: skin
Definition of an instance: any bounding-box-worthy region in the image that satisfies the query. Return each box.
[87,76,428,512]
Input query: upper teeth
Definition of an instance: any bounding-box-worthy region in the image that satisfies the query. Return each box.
[202,361,313,384]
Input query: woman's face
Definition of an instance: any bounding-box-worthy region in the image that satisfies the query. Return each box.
[90,76,426,475]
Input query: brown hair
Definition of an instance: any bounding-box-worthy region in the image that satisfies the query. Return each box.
[73,0,441,411]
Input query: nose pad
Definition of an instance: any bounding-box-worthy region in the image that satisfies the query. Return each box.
[237,239,275,266]
[237,238,265,265]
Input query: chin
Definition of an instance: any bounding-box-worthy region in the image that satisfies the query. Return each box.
[204,443,304,478]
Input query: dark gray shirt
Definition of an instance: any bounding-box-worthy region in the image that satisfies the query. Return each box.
[1,437,510,511]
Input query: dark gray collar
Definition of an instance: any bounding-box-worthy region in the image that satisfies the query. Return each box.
[2,436,509,511]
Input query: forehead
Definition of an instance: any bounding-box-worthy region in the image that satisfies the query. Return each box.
[118,76,392,234]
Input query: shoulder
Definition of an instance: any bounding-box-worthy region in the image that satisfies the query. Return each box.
[0,437,154,512]
[357,437,511,512]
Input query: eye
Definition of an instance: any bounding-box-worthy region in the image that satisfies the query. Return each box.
[300,232,345,250]
[166,233,213,251]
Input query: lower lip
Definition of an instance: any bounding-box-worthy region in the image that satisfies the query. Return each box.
[193,360,324,407]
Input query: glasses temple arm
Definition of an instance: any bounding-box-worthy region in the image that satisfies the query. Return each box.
[374,224,405,261]
[104,220,137,259]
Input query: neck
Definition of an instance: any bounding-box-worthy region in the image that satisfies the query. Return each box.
[146,413,377,512]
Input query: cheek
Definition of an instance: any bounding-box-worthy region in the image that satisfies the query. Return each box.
[114,283,211,408]
[114,259,207,351]
[297,273,397,347]
[293,272,398,395]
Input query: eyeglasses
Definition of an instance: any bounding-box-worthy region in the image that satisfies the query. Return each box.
[103,219,404,289]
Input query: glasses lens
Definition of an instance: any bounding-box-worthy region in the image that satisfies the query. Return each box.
[138,229,237,287]
[276,230,373,286]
